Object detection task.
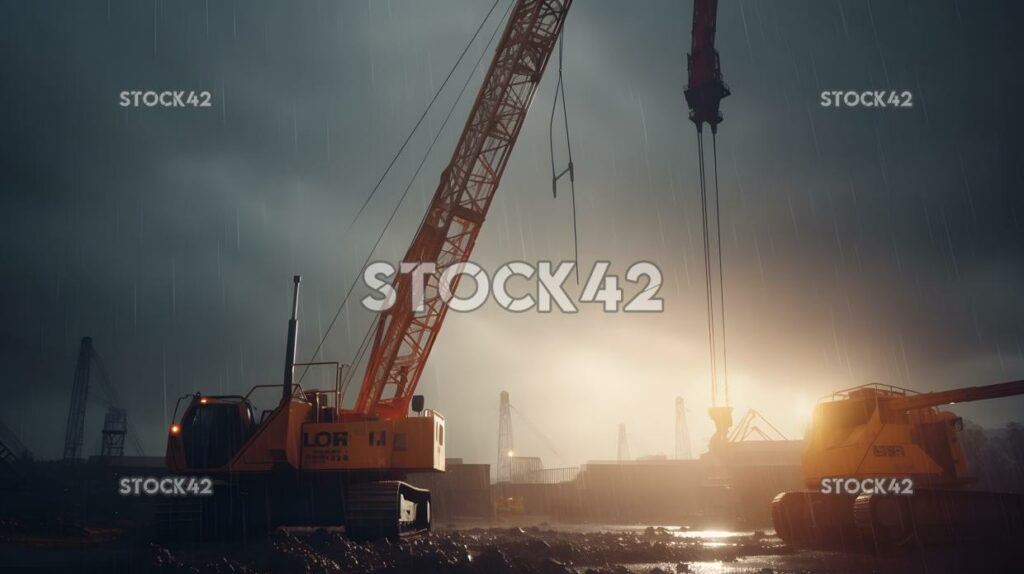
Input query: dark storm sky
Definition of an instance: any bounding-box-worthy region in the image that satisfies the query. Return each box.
[1,0,1022,465]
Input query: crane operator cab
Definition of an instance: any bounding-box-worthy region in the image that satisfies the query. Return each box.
[163,275,445,540]
[174,395,258,469]
[165,386,444,540]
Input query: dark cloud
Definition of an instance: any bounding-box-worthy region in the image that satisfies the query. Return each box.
[1,0,1022,464]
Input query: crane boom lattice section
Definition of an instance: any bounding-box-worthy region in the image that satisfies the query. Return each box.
[355,0,573,419]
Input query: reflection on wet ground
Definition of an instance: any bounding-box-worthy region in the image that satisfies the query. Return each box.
[0,524,1018,573]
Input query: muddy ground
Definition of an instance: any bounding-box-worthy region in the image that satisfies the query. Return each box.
[1,524,1019,574]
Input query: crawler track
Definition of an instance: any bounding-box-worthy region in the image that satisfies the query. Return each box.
[773,488,1024,553]
[344,480,431,541]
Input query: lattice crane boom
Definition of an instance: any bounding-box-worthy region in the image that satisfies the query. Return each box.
[353,0,573,420]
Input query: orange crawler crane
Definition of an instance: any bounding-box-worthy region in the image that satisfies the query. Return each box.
[164,0,573,540]
[772,380,1024,551]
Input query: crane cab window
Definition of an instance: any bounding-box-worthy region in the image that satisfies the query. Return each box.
[182,403,255,468]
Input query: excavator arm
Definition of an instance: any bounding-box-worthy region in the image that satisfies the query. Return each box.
[885,379,1024,413]
[353,0,574,420]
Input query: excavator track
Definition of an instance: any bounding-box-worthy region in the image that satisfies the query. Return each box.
[155,480,255,541]
[773,488,1024,552]
[854,489,1024,549]
[344,481,430,542]
[771,491,867,552]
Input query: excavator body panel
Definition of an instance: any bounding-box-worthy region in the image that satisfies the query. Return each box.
[167,396,443,475]
[162,394,441,540]
[801,391,965,489]
[299,412,445,472]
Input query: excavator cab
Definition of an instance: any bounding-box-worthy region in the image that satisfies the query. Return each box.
[174,396,257,470]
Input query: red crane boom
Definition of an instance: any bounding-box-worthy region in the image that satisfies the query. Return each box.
[684,0,729,133]
[353,0,573,420]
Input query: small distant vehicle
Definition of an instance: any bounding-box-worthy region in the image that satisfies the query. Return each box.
[494,495,527,516]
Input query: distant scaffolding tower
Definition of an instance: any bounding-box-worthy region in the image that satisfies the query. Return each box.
[497,391,514,482]
[63,337,93,461]
[100,408,127,458]
[676,397,692,459]
[617,423,630,462]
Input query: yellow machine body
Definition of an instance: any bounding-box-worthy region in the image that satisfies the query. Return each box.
[166,393,445,476]
[801,386,968,489]
[494,495,526,516]
[300,415,445,472]
[773,380,1024,550]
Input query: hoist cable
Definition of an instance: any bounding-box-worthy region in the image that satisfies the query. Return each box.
[711,131,729,404]
[346,0,502,230]
[334,0,516,394]
[696,130,719,405]
[298,0,515,388]
[549,29,580,282]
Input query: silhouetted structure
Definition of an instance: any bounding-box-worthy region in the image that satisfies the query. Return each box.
[676,397,692,459]
[63,337,93,461]
[617,423,630,462]
[63,337,143,461]
[100,408,127,458]
[497,391,514,482]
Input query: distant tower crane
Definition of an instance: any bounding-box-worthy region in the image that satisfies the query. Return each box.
[63,336,144,461]
[675,397,692,459]
[617,423,630,462]
[62,337,94,461]
[497,390,515,483]
[100,408,128,458]
[0,419,31,487]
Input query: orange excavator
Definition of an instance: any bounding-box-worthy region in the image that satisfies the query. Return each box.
[772,380,1024,551]
[164,0,573,540]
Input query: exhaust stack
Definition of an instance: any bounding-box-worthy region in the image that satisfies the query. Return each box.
[282,275,301,402]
